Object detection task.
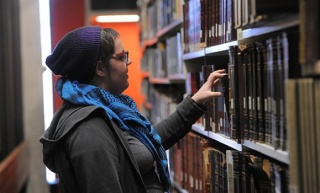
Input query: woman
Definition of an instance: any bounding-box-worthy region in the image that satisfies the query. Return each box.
[40,26,226,193]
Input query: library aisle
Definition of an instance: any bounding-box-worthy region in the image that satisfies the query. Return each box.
[137,0,320,192]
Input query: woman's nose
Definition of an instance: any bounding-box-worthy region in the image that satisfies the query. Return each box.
[126,58,132,65]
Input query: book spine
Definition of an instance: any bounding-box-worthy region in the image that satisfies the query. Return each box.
[228,46,237,140]
[255,42,266,143]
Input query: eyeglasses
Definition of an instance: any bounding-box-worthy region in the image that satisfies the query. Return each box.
[109,51,129,63]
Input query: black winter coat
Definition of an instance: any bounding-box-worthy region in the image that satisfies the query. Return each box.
[40,96,205,193]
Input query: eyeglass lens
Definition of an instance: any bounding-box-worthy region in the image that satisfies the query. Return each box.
[123,51,128,63]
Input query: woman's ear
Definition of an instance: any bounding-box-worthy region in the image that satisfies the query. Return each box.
[89,61,107,87]
[95,60,105,77]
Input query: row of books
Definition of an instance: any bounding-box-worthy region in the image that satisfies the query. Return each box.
[182,0,237,53]
[140,78,152,120]
[181,0,299,54]
[286,78,320,193]
[169,132,288,193]
[141,32,184,79]
[141,44,167,78]
[185,29,300,151]
[139,0,184,40]
[147,84,185,124]
[234,0,298,29]
[228,30,300,150]
[299,0,320,76]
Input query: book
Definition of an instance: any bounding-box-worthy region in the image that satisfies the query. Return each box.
[181,130,189,189]
[228,46,236,140]
[226,150,235,193]
[182,132,206,192]
[302,78,318,193]
[278,33,287,151]
[221,70,231,137]
[189,133,195,192]
[285,78,320,193]
[267,36,281,149]
[173,141,183,186]
[248,156,271,193]
[315,79,320,192]
[240,152,251,193]
[255,41,266,143]
[203,145,213,192]
[197,136,205,192]
[182,1,189,53]
[228,45,243,142]
[202,65,216,132]
[211,148,222,193]
[247,43,258,141]
[269,162,289,193]
[285,79,302,193]
[238,45,250,140]
[298,78,311,193]
[166,33,184,78]
[236,0,299,29]
[214,62,230,136]
[237,45,246,143]
[299,0,320,73]
[233,0,242,29]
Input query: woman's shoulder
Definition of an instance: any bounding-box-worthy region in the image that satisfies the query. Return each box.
[51,103,111,139]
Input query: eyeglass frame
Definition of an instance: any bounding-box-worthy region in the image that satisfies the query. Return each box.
[108,51,129,63]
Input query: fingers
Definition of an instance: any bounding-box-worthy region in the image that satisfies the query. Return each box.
[213,77,221,85]
[213,69,226,74]
[215,69,226,73]
[192,69,227,104]
[212,91,223,97]
[208,69,227,80]
[209,69,227,86]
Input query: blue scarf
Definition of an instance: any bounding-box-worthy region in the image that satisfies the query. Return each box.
[55,78,171,191]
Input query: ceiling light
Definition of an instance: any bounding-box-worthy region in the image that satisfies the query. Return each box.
[95,15,140,23]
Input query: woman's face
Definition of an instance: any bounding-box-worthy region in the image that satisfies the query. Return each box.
[104,37,132,95]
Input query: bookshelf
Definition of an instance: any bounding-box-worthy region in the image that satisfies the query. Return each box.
[192,124,242,151]
[243,140,289,164]
[182,50,205,60]
[0,0,28,192]
[0,141,29,193]
[138,0,186,123]
[138,0,320,192]
[237,14,300,40]
[205,41,238,55]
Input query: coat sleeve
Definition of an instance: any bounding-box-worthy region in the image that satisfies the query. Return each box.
[153,95,206,149]
[66,116,123,193]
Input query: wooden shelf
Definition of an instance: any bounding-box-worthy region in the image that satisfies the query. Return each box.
[0,140,29,193]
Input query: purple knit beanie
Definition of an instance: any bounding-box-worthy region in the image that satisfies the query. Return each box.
[46,26,101,83]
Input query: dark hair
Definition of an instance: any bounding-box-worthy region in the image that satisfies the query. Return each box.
[99,28,120,67]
